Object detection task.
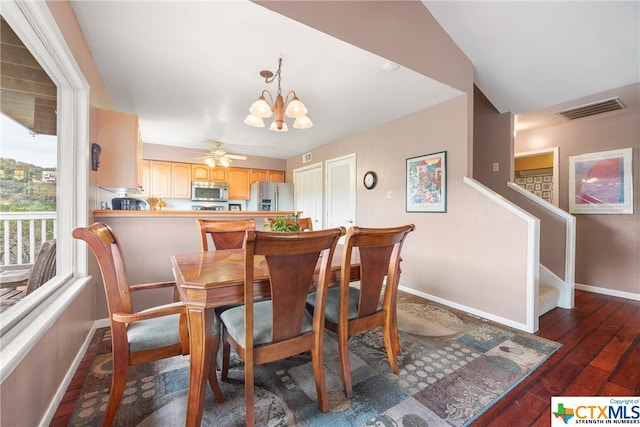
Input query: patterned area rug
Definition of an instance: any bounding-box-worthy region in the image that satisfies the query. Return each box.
[70,294,561,426]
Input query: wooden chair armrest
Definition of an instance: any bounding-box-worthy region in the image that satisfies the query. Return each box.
[112,301,186,323]
[129,281,177,292]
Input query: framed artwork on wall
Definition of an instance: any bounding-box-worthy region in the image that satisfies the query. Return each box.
[569,147,633,214]
[406,151,447,213]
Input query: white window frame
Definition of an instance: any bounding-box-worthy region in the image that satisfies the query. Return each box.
[0,0,90,381]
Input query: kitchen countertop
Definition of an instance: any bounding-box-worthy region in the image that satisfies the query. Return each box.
[92,210,301,218]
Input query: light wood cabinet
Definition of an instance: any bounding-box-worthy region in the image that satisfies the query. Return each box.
[172,163,192,198]
[250,169,268,183]
[228,167,250,200]
[96,109,142,190]
[268,170,285,182]
[149,161,172,197]
[143,161,191,198]
[192,164,227,182]
[251,168,285,183]
[139,160,151,197]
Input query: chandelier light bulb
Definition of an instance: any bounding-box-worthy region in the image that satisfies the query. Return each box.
[244,114,265,128]
[249,96,273,118]
[284,96,308,118]
[293,115,313,129]
[269,120,288,132]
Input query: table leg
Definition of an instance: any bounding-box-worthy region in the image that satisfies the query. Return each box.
[186,306,215,427]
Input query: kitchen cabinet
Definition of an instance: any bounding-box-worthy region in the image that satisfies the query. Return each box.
[149,161,172,198]
[192,164,227,183]
[139,160,151,197]
[268,170,285,182]
[251,168,285,183]
[228,167,250,200]
[143,161,191,198]
[250,169,268,183]
[172,163,192,198]
[96,109,142,191]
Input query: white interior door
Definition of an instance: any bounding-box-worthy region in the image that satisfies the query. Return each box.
[325,154,356,232]
[293,162,323,229]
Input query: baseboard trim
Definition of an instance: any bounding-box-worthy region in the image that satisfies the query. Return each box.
[40,321,98,427]
[398,285,535,333]
[574,283,640,301]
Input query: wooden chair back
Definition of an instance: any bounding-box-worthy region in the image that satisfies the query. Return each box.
[298,217,313,231]
[25,239,57,295]
[221,227,345,426]
[327,224,415,398]
[196,218,256,251]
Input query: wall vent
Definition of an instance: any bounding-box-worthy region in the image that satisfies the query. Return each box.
[302,152,312,163]
[555,97,625,121]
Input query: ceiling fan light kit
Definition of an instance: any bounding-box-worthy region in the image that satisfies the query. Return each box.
[244,57,312,132]
[200,141,246,167]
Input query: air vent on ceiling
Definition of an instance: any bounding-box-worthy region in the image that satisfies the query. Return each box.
[555,97,625,121]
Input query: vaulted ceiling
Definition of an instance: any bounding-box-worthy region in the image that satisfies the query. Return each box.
[11,1,638,159]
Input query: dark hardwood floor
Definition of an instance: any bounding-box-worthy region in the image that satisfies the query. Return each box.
[472,289,640,426]
[50,289,640,426]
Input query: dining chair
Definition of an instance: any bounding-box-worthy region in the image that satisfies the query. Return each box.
[73,222,224,426]
[306,224,415,398]
[219,227,345,427]
[0,239,56,293]
[298,216,313,231]
[196,218,256,251]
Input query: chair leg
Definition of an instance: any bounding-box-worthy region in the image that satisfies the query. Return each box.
[337,329,353,399]
[220,326,231,381]
[382,321,400,375]
[244,358,255,427]
[208,333,225,403]
[391,306,402,355]
[311,343,329,412]
[102,354,129,427]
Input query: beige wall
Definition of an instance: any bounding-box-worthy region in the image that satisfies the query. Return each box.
[517,105,640,295]
[282,2,537,328]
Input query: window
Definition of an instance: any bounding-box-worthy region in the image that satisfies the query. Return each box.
[0,1,89,354]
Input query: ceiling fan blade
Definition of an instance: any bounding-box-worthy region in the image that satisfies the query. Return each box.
[225,154,247,160]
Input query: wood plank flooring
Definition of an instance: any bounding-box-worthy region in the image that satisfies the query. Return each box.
[471,289,640,426]
[50,290,640,426]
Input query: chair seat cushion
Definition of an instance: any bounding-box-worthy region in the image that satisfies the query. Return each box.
[127,314,183,353]
[220,300,313,347]
[307,286,381,324]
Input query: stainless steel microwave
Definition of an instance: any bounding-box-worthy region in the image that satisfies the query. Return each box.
[191,181,229,202]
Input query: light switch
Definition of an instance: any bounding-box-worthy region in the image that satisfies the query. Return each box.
[492,162,500,172]
[387,191,394,199]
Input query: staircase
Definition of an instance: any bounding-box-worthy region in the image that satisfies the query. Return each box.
[538,285,560,316]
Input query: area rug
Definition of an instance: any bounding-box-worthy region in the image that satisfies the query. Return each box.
[69,293,561,426]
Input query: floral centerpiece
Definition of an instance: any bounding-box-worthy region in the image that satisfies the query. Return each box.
[264,215,300,232]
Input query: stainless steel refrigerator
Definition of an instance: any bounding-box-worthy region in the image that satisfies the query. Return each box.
[247,181,294,211]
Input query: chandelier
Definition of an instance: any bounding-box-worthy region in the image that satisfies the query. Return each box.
[244,57,312,132]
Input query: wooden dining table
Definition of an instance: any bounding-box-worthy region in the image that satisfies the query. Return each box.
[170,245,359,427]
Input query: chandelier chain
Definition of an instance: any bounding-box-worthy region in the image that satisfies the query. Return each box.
[263,58,283,96]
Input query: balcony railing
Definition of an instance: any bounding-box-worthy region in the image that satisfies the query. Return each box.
[0,212,57,266]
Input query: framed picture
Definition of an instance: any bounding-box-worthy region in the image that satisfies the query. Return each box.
[569,148,633,214]
[406,151,447,213]
[228,203,241,211]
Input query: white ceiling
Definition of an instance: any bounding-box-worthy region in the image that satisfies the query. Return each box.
[70,1,639,160]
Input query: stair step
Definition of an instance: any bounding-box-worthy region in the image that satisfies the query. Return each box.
[539,285,560,316]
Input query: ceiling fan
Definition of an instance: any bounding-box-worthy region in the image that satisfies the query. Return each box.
[197,140,247,167]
